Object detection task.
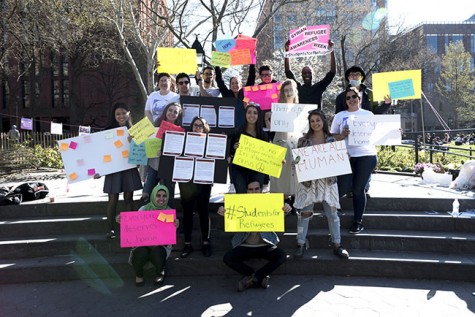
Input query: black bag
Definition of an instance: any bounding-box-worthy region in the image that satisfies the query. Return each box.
[0,182,49,205]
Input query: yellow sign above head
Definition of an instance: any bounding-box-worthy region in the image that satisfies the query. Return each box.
[128,117,155,145]
[372,69,422,101]
[224,193,284,232]
[156,47,198,74]
[233,134,287,178]
[210,51,231,67]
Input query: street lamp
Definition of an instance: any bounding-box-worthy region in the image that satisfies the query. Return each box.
[191,35,205,72]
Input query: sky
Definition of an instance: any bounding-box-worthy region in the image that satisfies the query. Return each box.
[387,0,475,29]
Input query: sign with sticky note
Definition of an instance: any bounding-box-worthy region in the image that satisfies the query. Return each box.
[372,69,421,101]
[233,134,286,178]
[129,117,155,145]
[157,47,197,74]
[210,51,231,67]
[348,114,402,146]
[285,24,331,58]
[243,82,281,110]
[120,210,177,247]
[224,193,284,232]
[57,127,137,183]
[230,49,252,66]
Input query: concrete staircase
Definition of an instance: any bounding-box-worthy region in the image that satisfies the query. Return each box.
[1,197,474,284]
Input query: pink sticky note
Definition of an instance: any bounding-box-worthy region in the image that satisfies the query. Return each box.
[69,141,78,150]
[88,168,96,176]
[76,159,85,167]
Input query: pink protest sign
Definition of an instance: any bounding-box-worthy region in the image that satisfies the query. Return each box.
[285,24,330,58]
[243,83,281,110]
[120,210,176,248]
[156,121,185,139]
[234,35,257,64]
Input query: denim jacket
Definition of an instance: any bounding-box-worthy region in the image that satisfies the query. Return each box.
[231,232,280,248]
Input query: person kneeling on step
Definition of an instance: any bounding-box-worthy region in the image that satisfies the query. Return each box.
[217,179,291,292]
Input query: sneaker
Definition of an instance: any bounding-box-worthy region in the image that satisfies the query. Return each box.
[180,244,193,258]
[349,222,364,234]
[294,240,309,258]
[237,275,255,292]
[259,276,270,289]
[201,244,212,257]
[106,230,116,239]
[333,246,349,259]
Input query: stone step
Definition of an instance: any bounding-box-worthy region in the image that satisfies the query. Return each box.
[1,249,474,285]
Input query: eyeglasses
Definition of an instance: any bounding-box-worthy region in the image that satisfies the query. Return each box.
[348,72,362,79]
[193,124,204,129]
[346,95,358,101]
[178,81,189,85]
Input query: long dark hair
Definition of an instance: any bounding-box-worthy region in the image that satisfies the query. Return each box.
[191,116,210,133]
[304,109,330,139]
[238,103,265,140]
[109,102,132,128]
[154,102,182,127]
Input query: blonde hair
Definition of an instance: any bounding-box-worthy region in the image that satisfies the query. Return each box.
[278,79,299,103]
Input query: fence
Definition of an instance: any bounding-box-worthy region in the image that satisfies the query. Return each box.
[0,132,77,150]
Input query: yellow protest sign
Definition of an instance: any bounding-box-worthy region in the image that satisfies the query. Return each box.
[129,117,155,145]
[157,48,197,74]
[233,134,286,178]
[210,51,231,67]
[144,138,163,158]
[224,193,284,232]
[372,69,422,101]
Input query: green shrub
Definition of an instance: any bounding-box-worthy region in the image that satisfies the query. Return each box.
[32,145,64,169]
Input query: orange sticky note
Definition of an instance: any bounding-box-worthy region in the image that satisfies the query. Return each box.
[121,150,129,158]
[114,140,123,148]
[116,129,125,136]
[252,86,259,91]
[103,154,112,162]
[165,214,174,223]
[277,84,282,90]
[157,212,167,222]
[244,86,251,92]
[266,84,273,89]
[243,97,250,103]
[60,143,69,151]
[260,85,267,90]
[69,172,78,181]
[271,93,278,99]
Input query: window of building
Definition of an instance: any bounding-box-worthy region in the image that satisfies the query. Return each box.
[63,79,69,107]
[451,34,463,45]
[53,79,60,108]
[426,35,437,52]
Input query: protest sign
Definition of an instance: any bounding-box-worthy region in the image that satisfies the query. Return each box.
[50,122,63,135]
[210,51,231,67]
[348,114,402,146]
[372,69,421,101]
[120,210,176,247]
[156,120,185,139]
[285,24,331,58]
[21,117,33,130]
[270,103,316,133]
[144,138,163,158]
[291,140,351,182]
[156,48,197,74]
[128,140,147,165]
[234,34,257,64]
[233,134,286,178]
[129,117,155,145]
[214,38,236,52]
[78,126,91,135]
[243,83,281,110]
[230,49,252,66]
[224,193,284,232]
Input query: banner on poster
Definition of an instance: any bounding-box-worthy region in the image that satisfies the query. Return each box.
[120,210,176,247]
[285,24,331,58]
[291,140,351,182]
[348,114,402,146]
[372,69,421,101]
[224,193,284,232]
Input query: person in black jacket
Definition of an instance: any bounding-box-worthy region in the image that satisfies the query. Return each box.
[335,66,391,114]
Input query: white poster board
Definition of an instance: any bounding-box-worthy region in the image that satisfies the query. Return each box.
[270,103,317,133]
[58,127,137,184]
[348,114,401,146]
[291,140,352,182]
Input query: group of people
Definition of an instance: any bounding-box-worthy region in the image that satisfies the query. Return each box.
[95,38,393,290]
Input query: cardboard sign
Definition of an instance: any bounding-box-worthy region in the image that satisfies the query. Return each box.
[285,24,331,58]
[233,134,286,178]
[120,210,176,247]
[372,69,421,101]
[292,140,352,182]
[348,114,402,146]
[224,193,284,232]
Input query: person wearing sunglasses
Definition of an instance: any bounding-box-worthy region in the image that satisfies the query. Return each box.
[330,87,377,234]
[194,66,221,97]
[334,65,391,114]
[258,65,277,85]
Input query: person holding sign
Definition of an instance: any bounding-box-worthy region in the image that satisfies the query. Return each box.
[195,66,221,97]
[228,103,268,193]
[284,40,336,108]
[335,66,391,114]
[331,87,377,234]
[126,184,179,287]
[179,117,213,258]
[144,73,180,123]
[293,110,349,258]
[94,103,143,239]
[217,179,291,292]
[142,102,183,204]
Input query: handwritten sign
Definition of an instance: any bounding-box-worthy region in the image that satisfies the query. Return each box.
[372,69,421,101]
[210,51,231,67]
[156,120,185,139]
[270,103,316,133]
[233,134,286,178]
[243,83,281,110]
[285,24,331,58]
[157,47,197,74]
[224,193,284,232]
[291,140,351,182]
[348,114,402,146]
[129,117,155,145]
[214,38,236,52]
[128,140,147,165]
[234,35,257,64]
[230,49,252,66]
[144,138,163,158]
[120,210,176,247]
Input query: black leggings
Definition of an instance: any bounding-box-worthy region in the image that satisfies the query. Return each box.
[179,182,212,243]
[131,246,167,277]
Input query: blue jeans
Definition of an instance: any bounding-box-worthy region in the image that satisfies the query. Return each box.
[337,155,377,223]
[296,201,341,245]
